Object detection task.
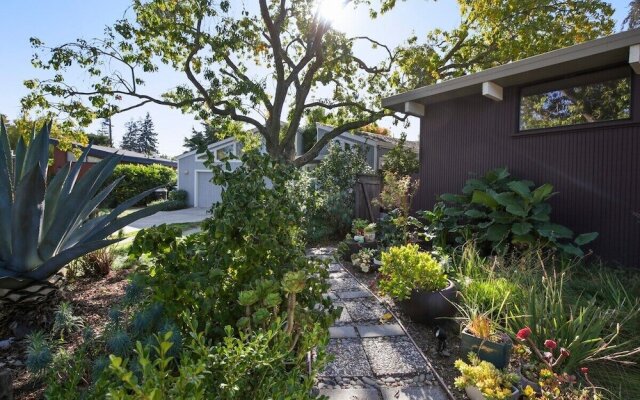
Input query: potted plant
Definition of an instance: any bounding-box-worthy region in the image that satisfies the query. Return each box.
[455,353,520,400]
[352,219,369,243]
[378,244,457,323]
[454,297,513,369]
[351,248,375,273]
[363,223,377,243]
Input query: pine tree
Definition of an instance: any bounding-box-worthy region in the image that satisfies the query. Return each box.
[121,119,141,152]
[138,113,158,155]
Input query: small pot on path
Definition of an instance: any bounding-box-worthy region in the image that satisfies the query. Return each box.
[460,329,513,369]
[397,280,457,324]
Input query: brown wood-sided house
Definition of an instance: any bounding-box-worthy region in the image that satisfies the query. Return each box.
[383,29,640,268]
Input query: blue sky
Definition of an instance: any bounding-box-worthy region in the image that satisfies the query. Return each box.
[0,1,633,156]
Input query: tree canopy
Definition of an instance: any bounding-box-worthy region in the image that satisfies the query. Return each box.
[0,113,87,150]
[23,0,616,165]
[393,0,615,89]
[24,0,404,166]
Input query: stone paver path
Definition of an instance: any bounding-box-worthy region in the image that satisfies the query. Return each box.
[307,247,450,400]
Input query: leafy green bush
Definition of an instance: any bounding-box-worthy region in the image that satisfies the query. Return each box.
[168,189,187,204]
[379,244,448,300]
[423,167,597,256]
[300,142,373,241]
[40,151,336,398]
[380,133,419,176]
[104,163,176,207]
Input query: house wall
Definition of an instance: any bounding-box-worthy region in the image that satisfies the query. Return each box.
[177,154,208,207]
[416,69,640,268]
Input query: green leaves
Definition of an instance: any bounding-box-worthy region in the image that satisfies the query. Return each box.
[431,167,597,256]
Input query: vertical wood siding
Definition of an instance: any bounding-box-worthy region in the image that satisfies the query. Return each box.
[416,73,640,268]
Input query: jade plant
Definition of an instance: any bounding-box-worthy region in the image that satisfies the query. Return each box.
[378,244,448,300]
[0,120,166,302]
[423,167,598,256]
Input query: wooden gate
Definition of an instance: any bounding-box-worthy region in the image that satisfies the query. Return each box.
[354,174,381,221]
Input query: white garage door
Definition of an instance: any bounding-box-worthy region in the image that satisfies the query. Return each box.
[195,171,223,208]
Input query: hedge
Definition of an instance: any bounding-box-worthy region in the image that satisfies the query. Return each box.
[104,163,177,207]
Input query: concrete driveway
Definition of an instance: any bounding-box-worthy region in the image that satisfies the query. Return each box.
[127,207,209,229]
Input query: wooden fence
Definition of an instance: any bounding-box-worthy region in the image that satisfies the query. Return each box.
[354,174,381,221]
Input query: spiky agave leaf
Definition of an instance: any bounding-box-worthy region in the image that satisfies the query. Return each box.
[0,122,165,293]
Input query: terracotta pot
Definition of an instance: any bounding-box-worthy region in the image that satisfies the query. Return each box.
[465,385,520,400]
[460,329,513,369]
[397,280,457,324]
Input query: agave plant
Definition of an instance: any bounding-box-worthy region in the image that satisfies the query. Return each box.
[0,119,166,301]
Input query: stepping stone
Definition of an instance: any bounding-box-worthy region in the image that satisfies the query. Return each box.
[334,303,353,325]
[321,339,373,377]
[380,386,449,400]
[342,298,388,322]
[330,326,358,338]
[323,292,338,301]
[328,263,344,273]
[362,337,429,376]
[319,388,381,400]
[337,290,372,300]
[329,277,362,292]
[356,324,406,338]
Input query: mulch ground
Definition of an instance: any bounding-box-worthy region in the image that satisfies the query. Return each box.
[1,269,131,400]
[342,260,465,398]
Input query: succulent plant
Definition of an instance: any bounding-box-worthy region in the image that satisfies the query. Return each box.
[107,330,132,357]
[52,301,84,339]
[25,331,52,375]
[0,120,166,299]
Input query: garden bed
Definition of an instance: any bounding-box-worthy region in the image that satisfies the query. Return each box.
[1,269,132,400]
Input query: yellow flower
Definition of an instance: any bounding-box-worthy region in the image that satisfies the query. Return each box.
[523,385,535,398]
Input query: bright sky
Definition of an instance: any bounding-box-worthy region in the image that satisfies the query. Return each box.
[0,0,633,156]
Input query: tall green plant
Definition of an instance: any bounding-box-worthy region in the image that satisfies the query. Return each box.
[0,119,165,298]
[424,168,597,256]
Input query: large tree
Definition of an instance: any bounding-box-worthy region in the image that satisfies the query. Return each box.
[393,0,614,89]
[24,0,402,166]
[23,0,615,166]
[121,119,142,153]
[625,0,640,29]
[183,119,245,152]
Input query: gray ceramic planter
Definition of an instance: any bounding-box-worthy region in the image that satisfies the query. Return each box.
[397,280,457,324]
[460,329,513,369]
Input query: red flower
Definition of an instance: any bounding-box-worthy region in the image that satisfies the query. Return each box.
[544,339,557,349]
[581,367,589,374]
[516,327,532,340]
[560,348,570,357]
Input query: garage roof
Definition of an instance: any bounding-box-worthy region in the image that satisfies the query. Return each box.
[382,28,640,112]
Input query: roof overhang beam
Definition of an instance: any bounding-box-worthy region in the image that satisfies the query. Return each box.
[482,81,503,101]
[404,101,425,117]
[630,44,640,74]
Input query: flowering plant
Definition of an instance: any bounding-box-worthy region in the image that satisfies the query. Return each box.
[514,328,600,399]
[454,353,518,400]
[351,248,375,273]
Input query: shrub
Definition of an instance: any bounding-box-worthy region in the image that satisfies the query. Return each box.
[374,172,421,243]
[379,244,448,300]
[380,133,419,176]
[104,163,176,207]
[68,247,115,278]
[423,167,597,256]
[302,142,373,241]
[168,189,187,203]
